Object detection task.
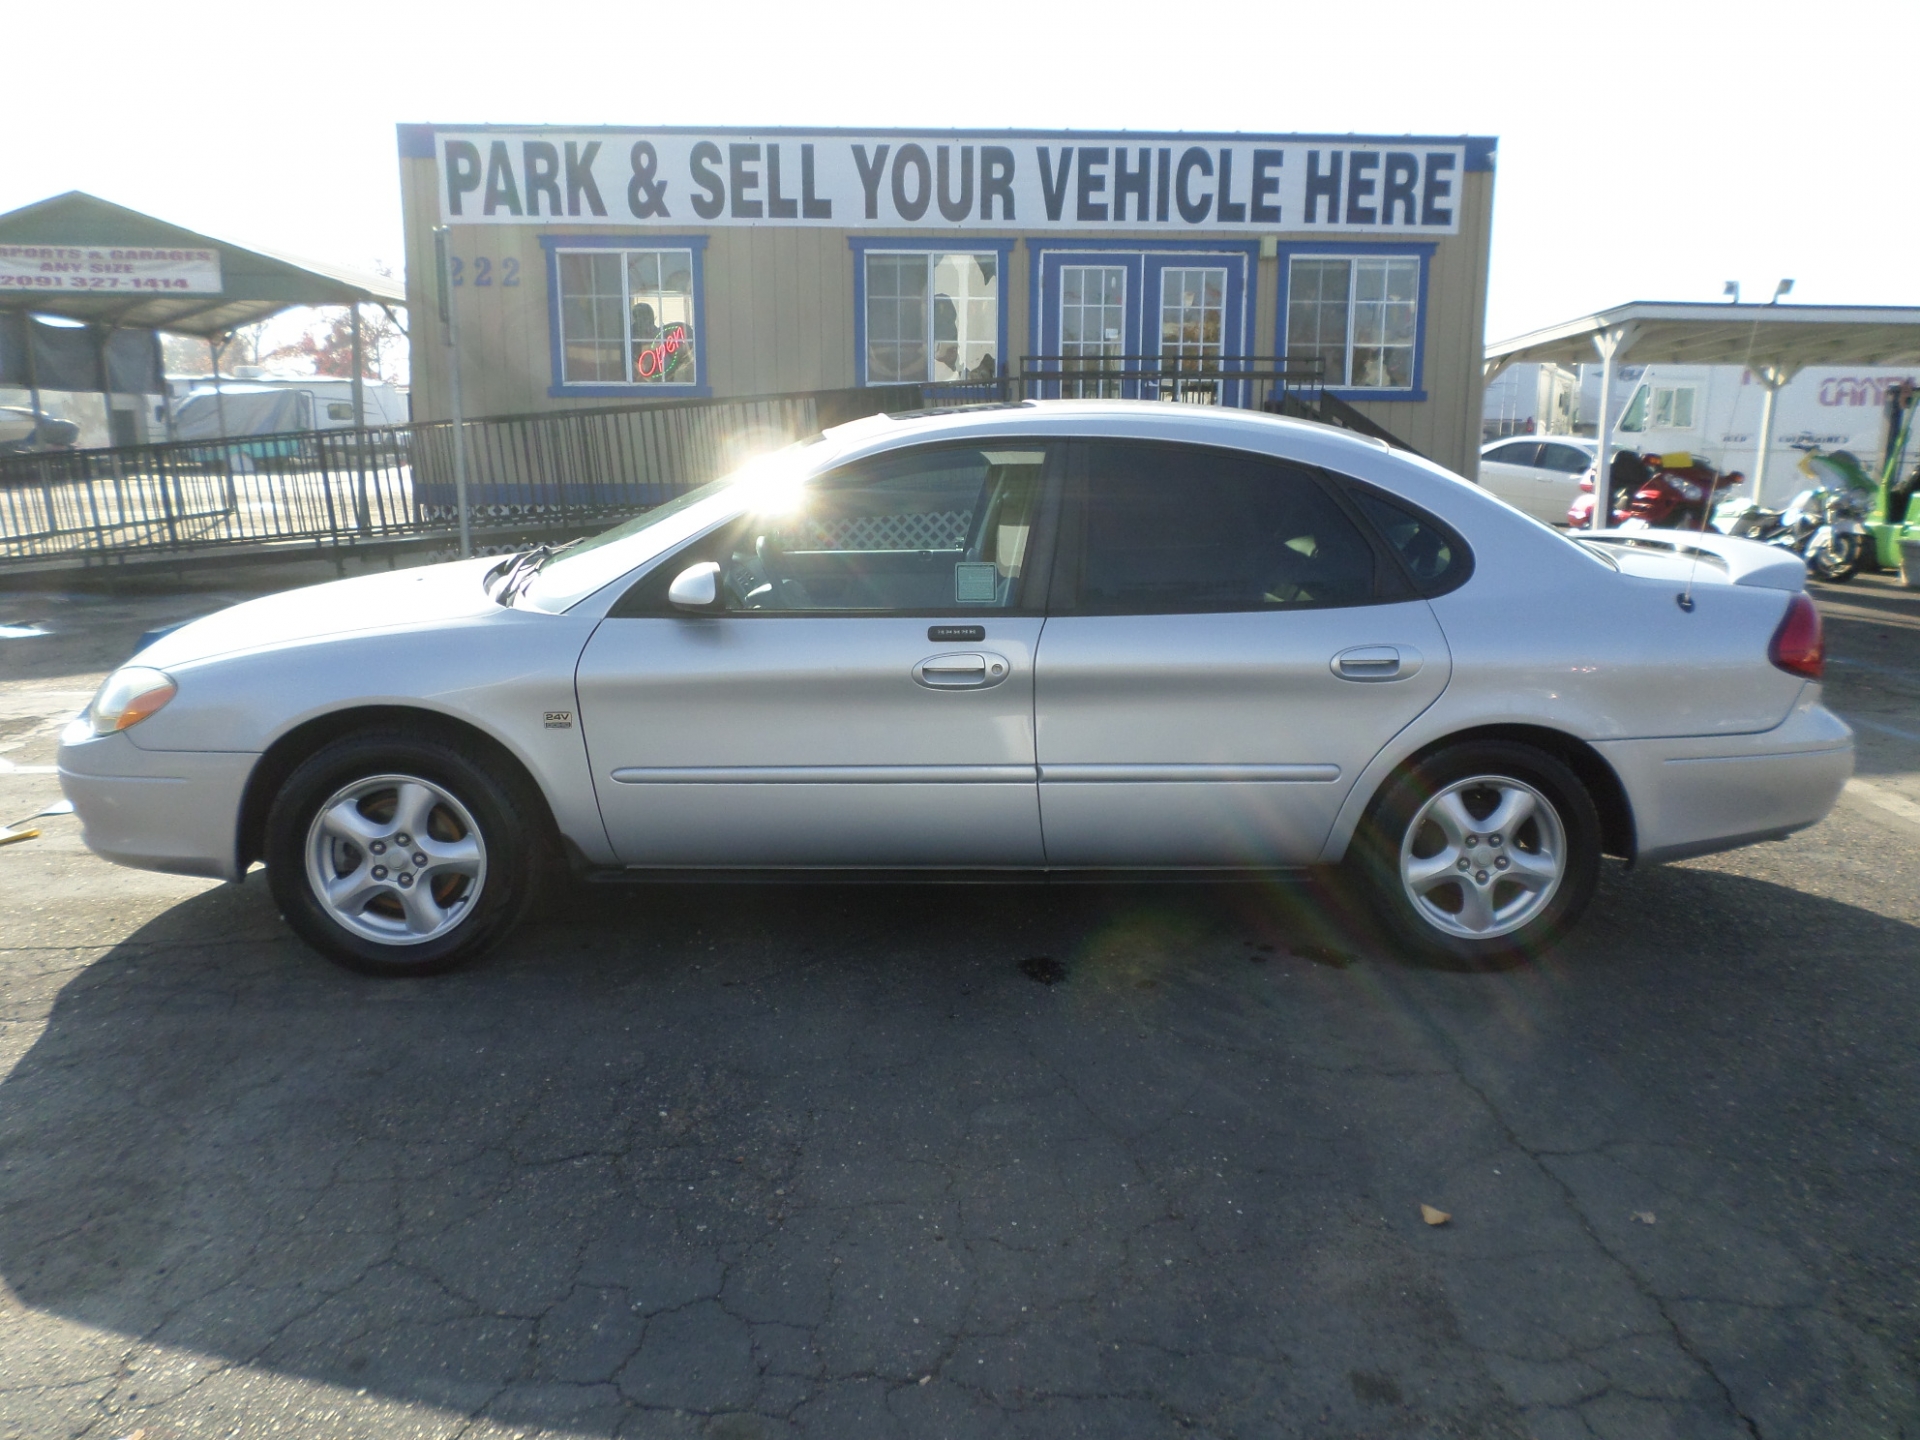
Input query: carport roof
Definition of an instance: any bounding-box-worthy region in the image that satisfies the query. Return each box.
[0,191,404,336]
[1486,301,1920,377]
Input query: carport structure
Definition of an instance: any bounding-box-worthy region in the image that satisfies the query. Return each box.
[1485,301,1920,533]
[0,191,405,439]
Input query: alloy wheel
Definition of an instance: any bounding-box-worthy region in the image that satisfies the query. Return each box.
[303,773,487,945]
[1398,774,1566,940]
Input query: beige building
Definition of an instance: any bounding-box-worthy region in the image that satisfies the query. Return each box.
[398,126,1496,477]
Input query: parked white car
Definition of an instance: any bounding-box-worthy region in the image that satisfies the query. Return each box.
[1478,435,1599,524]
[59,402,1852,974]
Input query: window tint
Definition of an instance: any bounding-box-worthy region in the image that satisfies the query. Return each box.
[1347,486,1472,595]
[688,445,1046,613]
[1538,443,1593,473]
[1071,443,1376,613]
[1485,441,1540,466]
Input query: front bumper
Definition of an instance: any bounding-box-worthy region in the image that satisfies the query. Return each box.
[57,729,257,882]
[1595,687,1854,866]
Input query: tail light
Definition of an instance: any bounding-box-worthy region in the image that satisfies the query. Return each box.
[1768,593,1824,679]
[1578,474,1595,492]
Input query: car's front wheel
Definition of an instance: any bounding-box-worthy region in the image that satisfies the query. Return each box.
[265,730,547,976]
[1354,740,1601,966]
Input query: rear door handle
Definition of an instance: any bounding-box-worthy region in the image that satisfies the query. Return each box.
[913,652,1010,689]
[1332,645,1422,681]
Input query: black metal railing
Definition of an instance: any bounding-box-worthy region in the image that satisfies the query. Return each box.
[1014,355,1326,410]
[0,383,994,568]
[0,365,1423,570]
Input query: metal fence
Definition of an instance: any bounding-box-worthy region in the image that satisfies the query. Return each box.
[1,364,1419,571]
[1016,355,1326,411]
[0,384,952,569]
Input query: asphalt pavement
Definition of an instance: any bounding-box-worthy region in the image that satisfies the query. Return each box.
[0,569,1916,1440]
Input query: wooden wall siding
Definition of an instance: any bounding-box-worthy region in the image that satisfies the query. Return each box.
[401,159,1493,477]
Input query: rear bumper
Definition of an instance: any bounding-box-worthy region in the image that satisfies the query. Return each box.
[1595,689,1854,866]
[57,730,256,882]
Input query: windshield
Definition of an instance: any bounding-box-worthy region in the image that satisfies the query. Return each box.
[513,440,824,612]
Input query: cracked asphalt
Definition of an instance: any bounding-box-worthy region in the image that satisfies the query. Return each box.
[1,569,1917,1440]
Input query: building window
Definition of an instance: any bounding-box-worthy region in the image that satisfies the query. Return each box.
[1620,383,1697,432]
[555,246,698,387]
[1286,255,1419,390]
[1061,265,1126,398]
[863,251,999,384]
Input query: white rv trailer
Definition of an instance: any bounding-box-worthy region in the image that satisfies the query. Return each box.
[157,374,408,439]
[1603,364,1915,505]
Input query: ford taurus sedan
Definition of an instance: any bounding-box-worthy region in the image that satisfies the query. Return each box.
[58,402,1853,974]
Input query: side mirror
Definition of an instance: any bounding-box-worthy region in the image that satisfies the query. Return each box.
[667,561,723,613]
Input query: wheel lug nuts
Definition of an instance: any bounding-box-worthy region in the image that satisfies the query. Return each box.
[1475,870,1490,885]
[398,872,414,887]
[395,832,413,846]
[1464,834,1478,847]
[1495,856,1510,870]
[1456,857,1471,871]
[369,841,386,855]
[371,865,388,879]
[1488,833,1503,846]
[412,852,428,867]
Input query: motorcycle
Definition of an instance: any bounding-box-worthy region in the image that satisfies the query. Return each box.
[1567,451,1743,529]
[1713,482,1871,583]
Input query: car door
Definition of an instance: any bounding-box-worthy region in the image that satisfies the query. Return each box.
[1532,441,1595,524]
[575,441,1059,868]
[1033,440,1451,867]
[1478,441,1542,510]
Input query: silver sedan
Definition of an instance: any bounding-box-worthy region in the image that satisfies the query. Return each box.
[58,402,1854,974]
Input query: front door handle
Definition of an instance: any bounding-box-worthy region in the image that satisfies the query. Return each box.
[913,652,1010,690]
[1332,645,1422,682]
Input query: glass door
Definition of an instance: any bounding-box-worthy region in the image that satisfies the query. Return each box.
[1142,252,1249,407]
[1059,265,1128,398]
[1038,252,1144,400]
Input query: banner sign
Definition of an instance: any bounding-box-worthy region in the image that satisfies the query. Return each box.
[0,243,222,295]
[430,131,1470,235]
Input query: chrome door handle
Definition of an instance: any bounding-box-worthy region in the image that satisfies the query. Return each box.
[913,652,1010,689]
[1331,645,1421,681]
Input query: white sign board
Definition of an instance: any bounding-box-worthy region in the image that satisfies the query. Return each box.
[430,130,1473,236]
[0,244,223,296]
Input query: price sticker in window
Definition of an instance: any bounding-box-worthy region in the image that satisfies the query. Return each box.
[954,562,998,605]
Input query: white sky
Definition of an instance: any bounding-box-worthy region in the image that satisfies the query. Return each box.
[7,0,1915,344]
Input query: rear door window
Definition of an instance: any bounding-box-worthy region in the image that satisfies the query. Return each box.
[1484,441,1541,466]
[1538,443,1592,473]
[1062,441,1379,613]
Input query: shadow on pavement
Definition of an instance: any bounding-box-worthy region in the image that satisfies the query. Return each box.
[1,864,1915,1436]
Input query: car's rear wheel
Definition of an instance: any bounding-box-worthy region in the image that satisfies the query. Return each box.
[1354,740,1601,966]
[265,730,546,976]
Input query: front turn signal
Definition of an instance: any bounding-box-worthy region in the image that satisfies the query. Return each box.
[89,666,178,735]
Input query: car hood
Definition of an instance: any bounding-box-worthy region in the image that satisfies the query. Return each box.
[131,556,505,670]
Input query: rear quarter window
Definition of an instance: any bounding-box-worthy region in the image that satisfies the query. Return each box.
[1344,484,1474,597]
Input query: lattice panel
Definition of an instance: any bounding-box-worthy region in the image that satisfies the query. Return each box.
[778,510,972,552]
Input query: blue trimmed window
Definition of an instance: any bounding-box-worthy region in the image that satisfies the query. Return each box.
[1277,243,1433,399]
[850,238,1012,386]
[541,235,708,397]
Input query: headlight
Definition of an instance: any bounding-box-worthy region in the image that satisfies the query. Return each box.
[89,666,177,736]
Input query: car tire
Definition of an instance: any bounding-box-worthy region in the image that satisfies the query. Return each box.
[1352,740,1601,967]
[264,729,550,976]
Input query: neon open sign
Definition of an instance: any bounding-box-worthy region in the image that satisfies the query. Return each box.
[636,322,690,380]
